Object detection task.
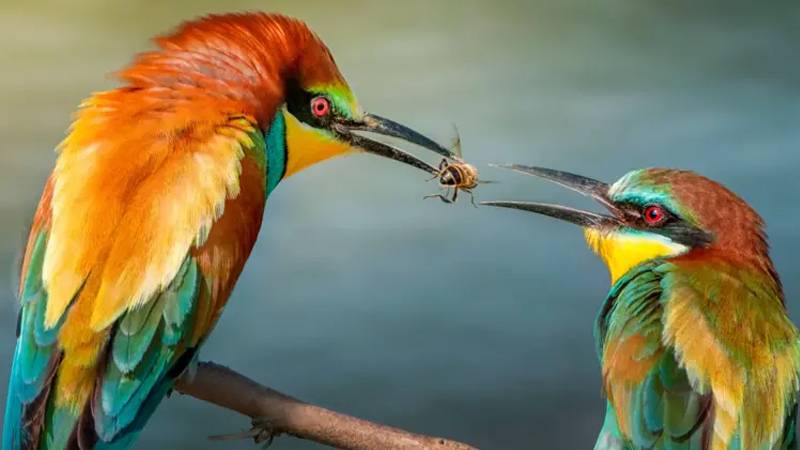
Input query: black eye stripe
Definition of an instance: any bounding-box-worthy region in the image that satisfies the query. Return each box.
[614,200,714,247]
[285,79,334,126]
[617,202,677,221]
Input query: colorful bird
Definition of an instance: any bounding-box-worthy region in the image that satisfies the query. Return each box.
[484,165,800,450]
[3,13,453,450]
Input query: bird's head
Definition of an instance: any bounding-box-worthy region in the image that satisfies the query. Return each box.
[119,13,451,192]
[484,166,770,283]
[276,30,452,183]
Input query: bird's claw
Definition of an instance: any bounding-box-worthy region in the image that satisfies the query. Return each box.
[251,418,279,446]
[208,417,280,447]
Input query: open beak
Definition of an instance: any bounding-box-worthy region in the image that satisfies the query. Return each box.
[481,164,621,228]
[333,114,453,175]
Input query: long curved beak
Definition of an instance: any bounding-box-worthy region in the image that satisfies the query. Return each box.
[333,114,453,175]
[481,164,621,228]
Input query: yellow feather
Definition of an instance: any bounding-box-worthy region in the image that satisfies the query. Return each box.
[41,101,254,330]
[89,128,245,330]
[584,228,688,284]
[662,275,800,449]
[663,285,743,448]
[53,359,95,412]
[283,109,354,178]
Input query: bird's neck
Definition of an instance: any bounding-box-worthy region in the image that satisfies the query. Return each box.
[671,247,784,300]
[264,109,289,196]
[586,226,784,302]
[261,108,354,197]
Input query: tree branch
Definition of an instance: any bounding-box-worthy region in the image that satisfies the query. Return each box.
[174,361,479,450]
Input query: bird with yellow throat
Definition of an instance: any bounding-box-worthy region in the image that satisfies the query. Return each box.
[484,165,800,450]
[2,13,455,450]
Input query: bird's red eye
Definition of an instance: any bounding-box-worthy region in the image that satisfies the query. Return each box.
[643,205,667,226]
[311,96,331,117]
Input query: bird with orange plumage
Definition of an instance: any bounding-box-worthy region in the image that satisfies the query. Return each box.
[2,13,456,449]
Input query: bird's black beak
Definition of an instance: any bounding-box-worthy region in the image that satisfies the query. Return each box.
[333,114,453,175]
[481,164,622,228]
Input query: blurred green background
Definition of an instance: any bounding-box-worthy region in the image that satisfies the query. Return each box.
[1,1,799,448]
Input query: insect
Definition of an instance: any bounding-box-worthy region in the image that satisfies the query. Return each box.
[424,129,485,206]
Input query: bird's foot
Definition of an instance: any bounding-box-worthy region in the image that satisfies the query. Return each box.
[209,417,280,447]
[250,418,280,446]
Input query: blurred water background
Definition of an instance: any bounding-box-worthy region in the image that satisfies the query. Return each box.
[1,1,799,448]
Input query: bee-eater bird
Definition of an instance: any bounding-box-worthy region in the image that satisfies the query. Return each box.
[2,13,453,450]
[484,166,800,450]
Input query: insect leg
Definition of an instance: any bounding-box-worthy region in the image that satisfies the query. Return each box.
[423,193,453,203]
[427,159,447,182]
[466,189,478,208]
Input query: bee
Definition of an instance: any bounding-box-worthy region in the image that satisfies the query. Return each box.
[424,129,484,206]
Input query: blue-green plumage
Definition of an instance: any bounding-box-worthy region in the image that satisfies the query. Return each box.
[265,110,287,195]
[4,232,207,449]
[594,260,798,450]
[96,256,201,441]
[594,262,713,450]
[3,232,61,450]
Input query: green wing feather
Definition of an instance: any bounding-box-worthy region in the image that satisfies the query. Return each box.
[96,256,201,441]
[594,262,712,450]
[3,231,63,450]
[595,260,800,450]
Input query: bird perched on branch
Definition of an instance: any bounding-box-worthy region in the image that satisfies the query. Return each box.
[484,165,800,450]
[3,13,452,450]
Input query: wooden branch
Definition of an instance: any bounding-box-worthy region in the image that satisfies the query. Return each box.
[174,361,479,450]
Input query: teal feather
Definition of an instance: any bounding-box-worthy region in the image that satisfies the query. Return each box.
[780,408,797,450]
[94,377,175,450]
[3,344,27,450]
[18,307,45,385]
[3,231,63,450]
[265,109,287,195]
[102,335,158,419]
[40,406,79,450]
[641,372,662,434]
[112,299,163,373]
[595,262,711,450]
[162,259,199,346]
[95,256,200,442]
[111,349,171,436]
[20,233,47,304]
[595,403,630,450]
[99,335,171,439]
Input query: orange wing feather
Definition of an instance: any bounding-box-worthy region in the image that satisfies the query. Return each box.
[42,91,255,330]
[38,88,267,415]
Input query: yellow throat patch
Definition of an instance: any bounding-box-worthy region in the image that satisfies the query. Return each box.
[584,228,688,284]
[283,109,354,178]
